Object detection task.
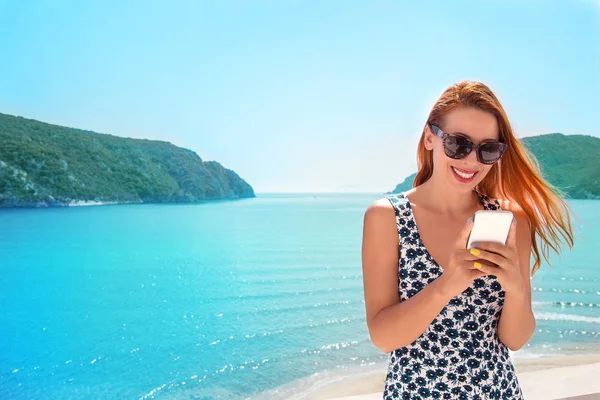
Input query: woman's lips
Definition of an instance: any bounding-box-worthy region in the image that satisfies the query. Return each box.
[451,166,477,182]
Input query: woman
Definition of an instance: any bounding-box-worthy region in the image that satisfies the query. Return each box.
[361,80,575,399]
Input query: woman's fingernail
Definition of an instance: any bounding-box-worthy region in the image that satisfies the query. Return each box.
[474,262,482,269]
[470,248,481,256]
[512,217,517,225]
[466,217,473,224]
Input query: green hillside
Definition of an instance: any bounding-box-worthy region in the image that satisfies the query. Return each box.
[0,113,255,207]
[389,133,600,199]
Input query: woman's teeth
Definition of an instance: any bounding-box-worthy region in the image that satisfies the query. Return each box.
[452,166,476,179]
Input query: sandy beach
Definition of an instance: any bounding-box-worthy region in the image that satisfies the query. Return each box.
[292,353,600,400]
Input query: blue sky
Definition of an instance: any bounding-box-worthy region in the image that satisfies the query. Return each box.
[0,1,598,193]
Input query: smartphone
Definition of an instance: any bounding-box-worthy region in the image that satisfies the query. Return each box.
[466,210,514,249]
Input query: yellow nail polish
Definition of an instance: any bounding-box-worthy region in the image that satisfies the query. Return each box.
[470,248,481,256]
[474,262,482,269]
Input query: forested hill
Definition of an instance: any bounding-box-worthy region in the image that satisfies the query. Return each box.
[0,113,255,208]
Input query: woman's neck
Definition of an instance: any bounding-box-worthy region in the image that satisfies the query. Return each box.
[407,179,483,219]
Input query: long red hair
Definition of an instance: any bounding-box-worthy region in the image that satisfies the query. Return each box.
[415,80,575,276]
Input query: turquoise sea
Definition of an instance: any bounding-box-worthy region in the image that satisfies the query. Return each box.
[0,193,598,399]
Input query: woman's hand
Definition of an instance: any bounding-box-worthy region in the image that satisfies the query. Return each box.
[467,219,525,294]
[437,218,487,298]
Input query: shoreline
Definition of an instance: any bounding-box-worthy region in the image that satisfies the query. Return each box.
[68,200,123,207]
[324,358,600,400]
[252,352,600,400]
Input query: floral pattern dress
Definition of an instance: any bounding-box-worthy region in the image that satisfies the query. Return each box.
[382,191,524,400]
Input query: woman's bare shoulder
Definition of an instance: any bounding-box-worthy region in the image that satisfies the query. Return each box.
[366,194,403,211]
[364,197,396,221]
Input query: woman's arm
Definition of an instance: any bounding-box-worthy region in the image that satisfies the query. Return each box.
[361,200,455,353]
[496,207,536,351]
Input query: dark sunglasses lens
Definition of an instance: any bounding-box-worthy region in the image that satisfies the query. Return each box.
[444,136,472,159]
[479,143,506,164]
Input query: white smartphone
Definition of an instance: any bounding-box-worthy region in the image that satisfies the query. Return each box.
[466,210,514,249]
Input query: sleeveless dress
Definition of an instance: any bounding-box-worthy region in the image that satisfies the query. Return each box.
[382,191,524,400]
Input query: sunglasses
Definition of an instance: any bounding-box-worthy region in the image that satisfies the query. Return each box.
[429,124,508,165]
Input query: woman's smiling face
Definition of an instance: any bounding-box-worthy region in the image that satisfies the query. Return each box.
[424,107,500,191]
